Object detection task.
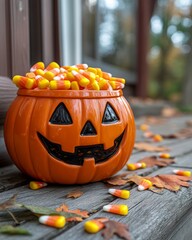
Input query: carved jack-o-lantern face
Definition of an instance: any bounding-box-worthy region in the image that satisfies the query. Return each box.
[38,102,124,165]
[4,90,135,184]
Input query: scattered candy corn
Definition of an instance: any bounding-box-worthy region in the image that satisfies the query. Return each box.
[158,153,171,159]
[173,169,191,177]
[39,216,66,228]
[127,162,146,171]
[108,188,130,199]
[153,134,163,142]
[138,179,152,191]
[84,218,108,233]
[29,181,47,190]
[12,62,126,90]
[139,124,150,131]
[103,204,128,216]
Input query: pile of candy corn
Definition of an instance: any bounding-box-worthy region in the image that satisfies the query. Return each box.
[12,62,125,90]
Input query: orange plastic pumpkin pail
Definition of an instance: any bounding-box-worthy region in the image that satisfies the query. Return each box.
[4,89,135,184]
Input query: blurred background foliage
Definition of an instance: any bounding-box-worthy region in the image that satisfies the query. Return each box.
[82,0,192,105]
[148,0,192,102]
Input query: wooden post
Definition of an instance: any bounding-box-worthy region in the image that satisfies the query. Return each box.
[10,0,30,76]
[136,0,156,98]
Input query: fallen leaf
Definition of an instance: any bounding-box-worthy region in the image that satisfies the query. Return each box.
[66,190,83,199]
[0,225,31,235]
[104,173,130,186]
[146,174,192,192]
[186,120,192,127]
[134,142,169,152]
[102,220,131,240]
[19,204,81,220]
[121,174,192,192]
[162,128,192,139]
[161,107,180,117]
[124,175,144,186]
[138,156,175,167]
[145,116,166,125]
[19,204,61,216]
[0,194,17,211]
[56,204,89,221]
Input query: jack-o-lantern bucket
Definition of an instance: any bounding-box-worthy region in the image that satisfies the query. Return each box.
[4,85,135,185]
[4,89,135,184]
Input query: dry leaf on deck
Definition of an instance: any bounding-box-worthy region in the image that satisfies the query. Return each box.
[134,142,169,152]
[0,194,17,211]
[102,220,131,240]
[162,128,192,139]
[56,204,89,222]
[145,116,166,125]
[161,107,180,117]
[138,156,175,167]
[146,174,192,192]
[186,120,192,127]
[66,190,83,199]
[104,173,130,186]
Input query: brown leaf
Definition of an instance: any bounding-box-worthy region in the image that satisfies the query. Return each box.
[66,190,83,199]
[138,156,175,167]
[163,128,192,139]
[124,175,144,186]
[56,204,89,221]
[161,107,180,118]
[0,194,17,211]
[186,120,192,127]
[102,220,131,240]
[145,116,166,125]
[134,142,169,152]
[104,173,130,186]
[146,174,192,192]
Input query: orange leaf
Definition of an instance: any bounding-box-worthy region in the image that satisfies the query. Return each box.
[138,156,175,167]
[66,190,83,199]
[146,174,192,192]
[134,142,169,152]
[104,173,130,186]
[56,204,89,222]
[102,220,131,240]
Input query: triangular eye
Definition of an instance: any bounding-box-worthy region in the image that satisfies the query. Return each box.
[50,103,72,125]
[102,103,119,124]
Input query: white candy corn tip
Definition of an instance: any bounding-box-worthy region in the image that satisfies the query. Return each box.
[108,189,116,194]
[39,216,49,224]
[173,169,178,174]
[138,185,145,191]
[71,70,78,75]
[83,63,88,68]
[103,205,111,212]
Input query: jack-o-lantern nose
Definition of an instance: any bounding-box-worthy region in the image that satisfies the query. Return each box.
[81,121,97,136]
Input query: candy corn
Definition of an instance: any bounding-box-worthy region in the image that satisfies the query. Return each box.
[84,219,107,233]
[49,80,71,90]
[103,204,128,216]
[39,216,66,228]
[139,124,150,131]
[138,179,152,191]
[30,62,45,72]
[12,62,126,90]
[108,188,130,199]
[45,62,60,71]
[173,169,191,177]
[44,68,60,81]
[29,181,47,190]
[158,153,171,159]
[153,134,163,142]
[127,162,146,171]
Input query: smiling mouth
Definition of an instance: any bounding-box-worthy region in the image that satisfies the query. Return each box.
[37,131,125,166]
